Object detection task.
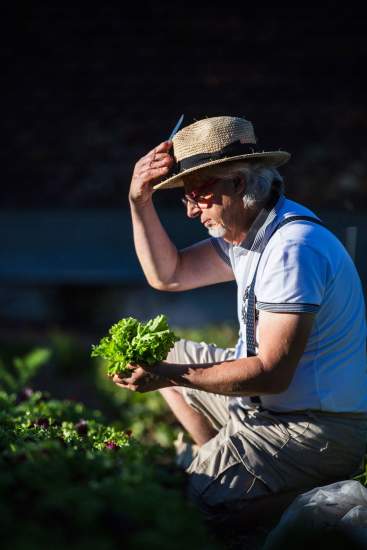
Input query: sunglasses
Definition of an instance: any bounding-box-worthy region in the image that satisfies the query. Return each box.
[181,179,219,210]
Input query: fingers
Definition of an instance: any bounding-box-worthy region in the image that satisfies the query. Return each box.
[133,149,174,182]
[115,381,138,392]
[141,152,173,164]
[112,370,138,385]
[147,140,172,156]
[141,142,174,170]
[133,161,173,187]
[126,362,137,370]
[112,374,140,392]
[141,149,174,170]
[130,141,175,204]
[112,374,130,384]
[140,157,173,172]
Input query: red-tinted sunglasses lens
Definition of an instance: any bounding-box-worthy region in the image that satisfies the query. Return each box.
[187,180,217,200]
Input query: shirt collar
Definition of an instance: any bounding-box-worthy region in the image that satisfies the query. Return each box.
[235,186,285,253]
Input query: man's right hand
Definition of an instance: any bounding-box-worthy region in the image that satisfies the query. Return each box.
[129,141,174,206]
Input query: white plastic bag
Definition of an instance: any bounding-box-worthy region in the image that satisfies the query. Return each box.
[263,480,367,549]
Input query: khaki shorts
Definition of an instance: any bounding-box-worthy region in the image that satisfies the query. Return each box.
[167,339,367,518]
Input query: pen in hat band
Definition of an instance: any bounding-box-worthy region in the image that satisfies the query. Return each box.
[174,141,259,173]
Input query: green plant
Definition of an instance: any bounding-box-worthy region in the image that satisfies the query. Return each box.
[93,357,180,447]
[92,322,239,446]
[91,314,179,376]
[0,347,52,393]
[0,351,221,550]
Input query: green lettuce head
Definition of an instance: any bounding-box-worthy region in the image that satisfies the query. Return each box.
[91,314,179,376]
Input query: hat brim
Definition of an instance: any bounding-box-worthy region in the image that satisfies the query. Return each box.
[153,150,290,190]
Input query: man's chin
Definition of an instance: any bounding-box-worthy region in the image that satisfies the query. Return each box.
[207,225,227,238]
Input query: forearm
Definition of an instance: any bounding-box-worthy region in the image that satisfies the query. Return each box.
[129,199,180,289]
[155,356,284,396]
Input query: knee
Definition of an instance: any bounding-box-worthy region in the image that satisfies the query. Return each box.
[186,463,270,520]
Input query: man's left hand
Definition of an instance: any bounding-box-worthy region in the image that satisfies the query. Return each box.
[111,363,170,393]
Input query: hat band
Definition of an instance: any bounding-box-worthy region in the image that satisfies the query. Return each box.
[175,140,259,173]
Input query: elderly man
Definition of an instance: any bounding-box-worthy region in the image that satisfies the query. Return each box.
[114,116,367,519]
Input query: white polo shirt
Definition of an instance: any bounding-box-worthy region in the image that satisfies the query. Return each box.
[211,193,367,412]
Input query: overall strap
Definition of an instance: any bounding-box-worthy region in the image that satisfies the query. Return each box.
[246,215,326,406]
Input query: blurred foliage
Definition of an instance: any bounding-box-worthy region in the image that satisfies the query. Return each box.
[0,324,238,449]
[1,323,366,549]
[0,379,220,549]
[47,329,91,375]
[94,359,178,448]
[0,347,52,393]
[174,324,238,349]
[0,331,230,550]
[0,325,240,548]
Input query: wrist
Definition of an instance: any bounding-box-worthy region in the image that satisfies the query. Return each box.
[155,362,197,389]
[128,192,153,209]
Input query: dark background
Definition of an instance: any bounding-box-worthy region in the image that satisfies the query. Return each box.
[3,4,367,211]
[1,4,366,334]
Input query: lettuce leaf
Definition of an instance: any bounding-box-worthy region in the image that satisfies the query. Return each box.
[91,314,179,376]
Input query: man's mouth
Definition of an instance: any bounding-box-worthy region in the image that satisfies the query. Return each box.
[202,218,213,227]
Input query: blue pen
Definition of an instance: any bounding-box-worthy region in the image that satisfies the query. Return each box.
[168,114,184,141]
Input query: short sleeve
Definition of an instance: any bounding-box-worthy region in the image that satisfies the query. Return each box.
[255,237,328,313]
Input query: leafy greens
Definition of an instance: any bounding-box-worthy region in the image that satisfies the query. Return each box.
[91,314,179,376]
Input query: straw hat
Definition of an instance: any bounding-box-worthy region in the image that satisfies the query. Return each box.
[153,116,290,190]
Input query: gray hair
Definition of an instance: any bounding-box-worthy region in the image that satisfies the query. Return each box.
[209,162,284,208]
[241,165,284,208]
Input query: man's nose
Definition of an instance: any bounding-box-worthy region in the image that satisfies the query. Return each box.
[186,202,201,218]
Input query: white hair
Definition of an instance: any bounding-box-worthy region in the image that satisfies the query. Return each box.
[205,161,284,208]
[241,165,284,208]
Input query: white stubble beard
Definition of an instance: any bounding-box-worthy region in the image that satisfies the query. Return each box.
[207,224,227,238]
